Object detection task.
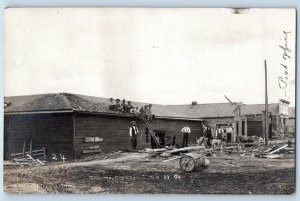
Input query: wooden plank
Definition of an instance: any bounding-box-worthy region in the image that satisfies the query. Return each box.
[85,137,95,142]
[89,145,100,150]
[94,137,103,142]
[36,159,45,165]
[268,144,288,154]
[82,149,102,154]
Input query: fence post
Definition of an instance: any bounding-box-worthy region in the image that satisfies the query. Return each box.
[22,141,26,158]
[29,140,32,156]
[43,147,46,160]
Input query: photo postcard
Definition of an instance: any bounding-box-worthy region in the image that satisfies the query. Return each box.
[3,8,296,194]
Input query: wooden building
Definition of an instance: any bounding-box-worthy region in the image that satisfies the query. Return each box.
[4,93,295,160]
[167,100,295,139]
[4,93,203,160]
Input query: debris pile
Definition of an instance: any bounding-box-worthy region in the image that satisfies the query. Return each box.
[11,140,46,167]
[139,136,295,172]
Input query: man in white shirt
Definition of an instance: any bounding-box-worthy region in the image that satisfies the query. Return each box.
[181,123,191,147]
[216,126,223,140]
[129,121,139,150]
[226,125,233,143]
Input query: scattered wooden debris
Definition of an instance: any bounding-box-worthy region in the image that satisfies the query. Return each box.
[268,145,288,155]
[161,146,206,157]
[260,153,287,159]
[11,140,46,167]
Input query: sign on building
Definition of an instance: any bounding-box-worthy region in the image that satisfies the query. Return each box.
[279,99,290,116]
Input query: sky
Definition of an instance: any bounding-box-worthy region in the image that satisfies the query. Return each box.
[4,8,296,106]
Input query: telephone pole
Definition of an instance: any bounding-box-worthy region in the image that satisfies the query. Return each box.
[264,60,269,145]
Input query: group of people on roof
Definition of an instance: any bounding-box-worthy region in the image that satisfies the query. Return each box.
[108,98,154,122]
[109,98,135,113]
[139,104,154,122]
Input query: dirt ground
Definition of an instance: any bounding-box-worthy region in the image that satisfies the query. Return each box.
[4,150,295,194]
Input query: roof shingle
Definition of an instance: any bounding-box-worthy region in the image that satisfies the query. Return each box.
[4,93,199,119]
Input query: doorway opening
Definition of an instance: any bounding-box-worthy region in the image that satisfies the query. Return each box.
[152,130,166,148]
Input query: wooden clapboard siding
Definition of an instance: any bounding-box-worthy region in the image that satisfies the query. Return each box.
[4,113,73,160]
[74,114,139,157]
[74,114,203,158]
[4,111,203,160]
[148,118,203,146]
[247,121,263,137]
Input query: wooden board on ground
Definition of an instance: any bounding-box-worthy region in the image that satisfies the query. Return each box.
[161,146,206,156]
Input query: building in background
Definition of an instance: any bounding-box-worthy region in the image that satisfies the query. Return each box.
[167,99,295,139]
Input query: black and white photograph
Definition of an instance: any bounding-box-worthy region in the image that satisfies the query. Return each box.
[3,8,296,194]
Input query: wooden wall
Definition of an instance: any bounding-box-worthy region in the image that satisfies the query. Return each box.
[4,113,73,160]
[74,114,138,158]
[147,118,203,147]
[4,112,204,160]
[247,121,263,137]
[74,113,203,158]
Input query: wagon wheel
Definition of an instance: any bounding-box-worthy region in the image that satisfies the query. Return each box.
[179,155,195,172]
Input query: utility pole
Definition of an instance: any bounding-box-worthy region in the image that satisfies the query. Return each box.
[264,60,269,145]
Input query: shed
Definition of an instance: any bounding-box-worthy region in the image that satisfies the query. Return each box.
[4,93,204,160]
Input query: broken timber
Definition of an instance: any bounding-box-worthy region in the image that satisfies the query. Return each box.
[268,144,288,155]
[161,146,206,157]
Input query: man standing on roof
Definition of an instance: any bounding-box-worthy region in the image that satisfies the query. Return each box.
[115,99,123,112]
[126,101,134,113]
[121,99,127,112]
[141,105,149,120]
[129,121,139,150]
[108,98,115,110]
[181,123,191,147]
[148,104,153,122]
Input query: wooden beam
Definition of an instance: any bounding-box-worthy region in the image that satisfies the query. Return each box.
[22,141,26,158]
[264,60,269,145]
[268,144,288,155]
[82,149,102,154]
[29,140,32,156]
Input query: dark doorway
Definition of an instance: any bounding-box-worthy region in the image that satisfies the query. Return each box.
[242,121,245,135]
[152,130,166,148]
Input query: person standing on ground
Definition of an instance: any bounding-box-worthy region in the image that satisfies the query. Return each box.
[129,121,139,150]
[206,125,213,147]
[216,126,223,140]
[181,123,191,147]
[226,124,233,143]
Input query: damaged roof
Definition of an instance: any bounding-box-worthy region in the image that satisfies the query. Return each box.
[4,93,294,119]
[166,103,242,118]
[240,104,279,115]
[167,102,292,118]
[3,93,201,120]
